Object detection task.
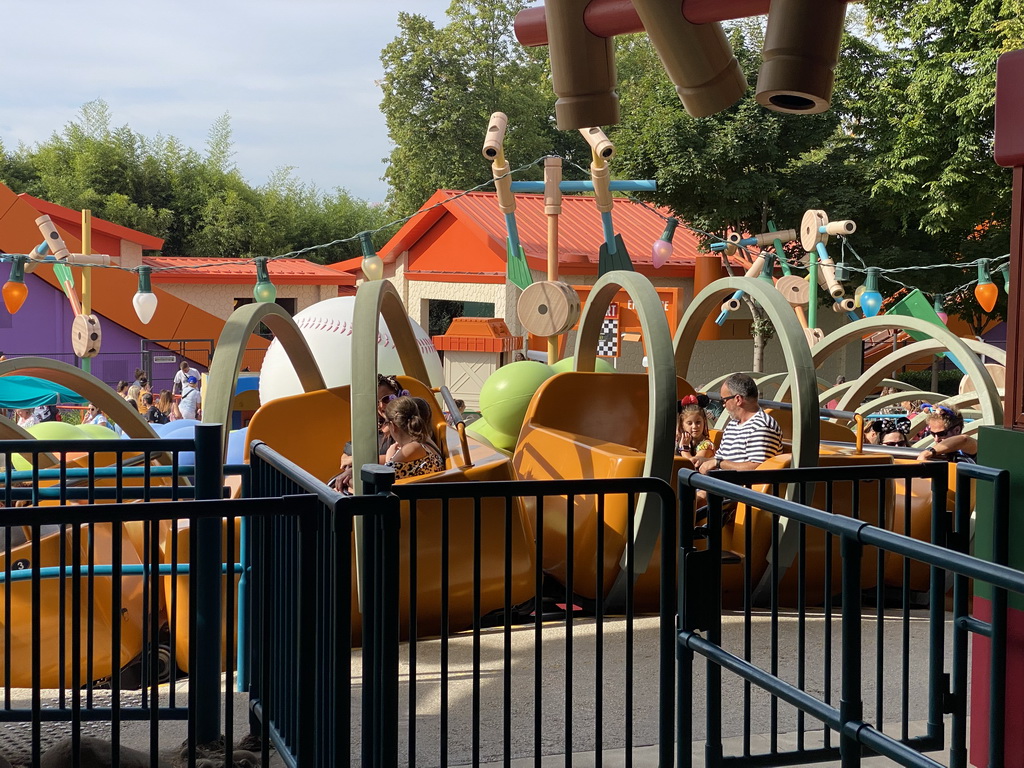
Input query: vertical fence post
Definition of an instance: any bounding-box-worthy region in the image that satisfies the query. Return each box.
[840,534,863,768]
[360,464,397,768]
[296,494,320,765]
[194,422,224,744]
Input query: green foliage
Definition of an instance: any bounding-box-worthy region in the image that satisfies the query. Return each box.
[894,368,963,397]
[0,100,390,262]
[378,0,590,216]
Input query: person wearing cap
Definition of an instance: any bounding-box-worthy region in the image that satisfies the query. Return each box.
[172,361,201,396]
[179,375,201,420]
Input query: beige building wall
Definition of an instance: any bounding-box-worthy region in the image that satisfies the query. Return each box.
[120,241,144,270]
[156,282,334,321]
[383,253,862,389]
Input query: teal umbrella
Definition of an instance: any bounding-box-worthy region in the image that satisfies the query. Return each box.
[0,376,90,409]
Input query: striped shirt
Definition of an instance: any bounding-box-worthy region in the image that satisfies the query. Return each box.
[718,409,783,465]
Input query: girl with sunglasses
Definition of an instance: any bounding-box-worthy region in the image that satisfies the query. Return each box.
[916,405,977,464]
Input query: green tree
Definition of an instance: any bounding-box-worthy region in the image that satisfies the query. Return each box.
[378,0,580,216]
[0,100,390,261]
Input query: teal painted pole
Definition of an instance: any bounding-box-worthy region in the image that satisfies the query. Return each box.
[194,422,224,744]
[509,180,656,192]
[768,221,792,277]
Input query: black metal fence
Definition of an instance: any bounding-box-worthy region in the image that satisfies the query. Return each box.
[677,460,1017,768]
[248,440,679,767]
[0,426,282,767]
[4,430,1022,768]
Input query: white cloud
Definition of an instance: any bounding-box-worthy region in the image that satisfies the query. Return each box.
[0,0,454,202]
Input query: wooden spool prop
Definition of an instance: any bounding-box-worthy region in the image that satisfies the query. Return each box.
[517,280,581,338]
[71,314,102,358]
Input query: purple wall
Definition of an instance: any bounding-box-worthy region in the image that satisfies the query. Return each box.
[1,271,160,388]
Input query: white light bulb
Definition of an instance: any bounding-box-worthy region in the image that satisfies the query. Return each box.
[133,291,158,324]
[362,254,385,281]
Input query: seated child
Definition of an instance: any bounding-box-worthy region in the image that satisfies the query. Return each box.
[383,396,444,480]
[676,394,716,461]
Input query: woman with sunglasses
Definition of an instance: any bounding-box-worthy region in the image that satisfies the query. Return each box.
[376,373,409,460]
[916,405,977,464]
[870,417,911,448]
[81,403,109,429]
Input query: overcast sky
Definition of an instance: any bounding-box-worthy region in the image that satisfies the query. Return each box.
[0,1,454,203]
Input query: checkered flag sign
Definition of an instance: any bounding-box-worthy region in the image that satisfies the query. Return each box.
[597,316,619,358]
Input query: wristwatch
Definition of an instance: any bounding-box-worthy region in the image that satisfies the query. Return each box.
[926,446,938,457]
[714,456,722,470]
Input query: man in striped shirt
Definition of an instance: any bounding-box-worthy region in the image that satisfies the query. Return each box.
[694,373,783,475]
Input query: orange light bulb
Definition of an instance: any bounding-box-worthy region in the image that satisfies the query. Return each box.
[3,280,28,313]
[974,281,998,313]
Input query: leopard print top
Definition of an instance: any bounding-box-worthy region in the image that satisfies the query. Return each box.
[386,451,445,480]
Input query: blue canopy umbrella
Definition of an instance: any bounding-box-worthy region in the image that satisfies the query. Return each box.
[0,376,90,409]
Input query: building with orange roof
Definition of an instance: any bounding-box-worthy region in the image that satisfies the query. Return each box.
[1,184,353,387]
[330,189,860,382]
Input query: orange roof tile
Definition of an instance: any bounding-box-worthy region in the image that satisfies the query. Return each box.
[378,190,747,276]
[18,194,165,251]
[143,256,355,285]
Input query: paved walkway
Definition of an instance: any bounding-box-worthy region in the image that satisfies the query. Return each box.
[2,609,966,767]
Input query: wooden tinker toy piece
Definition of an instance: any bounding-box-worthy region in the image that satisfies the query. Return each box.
[34,214,102,358]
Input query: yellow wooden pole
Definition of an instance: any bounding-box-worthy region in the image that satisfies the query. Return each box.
[81,209,92,374]
[544,156,562,365]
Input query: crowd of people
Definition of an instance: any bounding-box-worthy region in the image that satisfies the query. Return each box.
[8,362,204,434]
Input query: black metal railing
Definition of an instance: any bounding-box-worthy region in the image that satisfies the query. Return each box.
[248,441,402,768]
[390,476,677,768]
[677,460,1017,768]
[0,426,269,767]
[247,441,679,767]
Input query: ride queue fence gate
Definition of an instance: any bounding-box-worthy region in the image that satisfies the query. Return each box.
[678,461,1016,768]
[248,440,678,767]
[0,425,285,768]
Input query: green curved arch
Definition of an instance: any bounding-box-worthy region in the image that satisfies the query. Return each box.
[849,389,943,418]
[777,317,1004,419]
[835,338,1003,424]
[573,270,676,482]
[351,280,433,496]
[572,271,676,596]
[0,357,156,439]
[204,302,326,457]
[700,371,758,394]
[675,277,818,469]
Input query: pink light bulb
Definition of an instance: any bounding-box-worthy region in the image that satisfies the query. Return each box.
[652,238,673,268]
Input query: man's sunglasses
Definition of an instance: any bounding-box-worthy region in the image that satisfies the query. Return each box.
[929,428,955,439]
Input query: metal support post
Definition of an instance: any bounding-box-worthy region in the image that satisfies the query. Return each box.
[193,422,224,744]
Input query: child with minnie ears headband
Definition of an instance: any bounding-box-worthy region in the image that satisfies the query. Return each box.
[677,393,716,460]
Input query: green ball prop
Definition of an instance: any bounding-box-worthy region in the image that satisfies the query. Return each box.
[479,361,555,438]
[11,421,108,471]
[27,421,84,440]
[549,356,617,374]
[77,423,119,440]
[466,417,517,454]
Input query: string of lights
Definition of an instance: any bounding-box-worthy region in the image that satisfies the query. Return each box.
[0,149,1013,322]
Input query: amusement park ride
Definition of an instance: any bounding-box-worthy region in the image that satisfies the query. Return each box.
[0,1,1022,762]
